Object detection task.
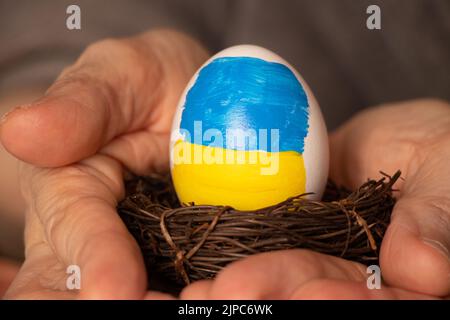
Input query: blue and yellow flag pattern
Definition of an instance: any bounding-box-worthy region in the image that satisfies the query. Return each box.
[172,57,310,210]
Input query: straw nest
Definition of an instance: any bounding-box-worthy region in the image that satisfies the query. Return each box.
[118,171,400,286]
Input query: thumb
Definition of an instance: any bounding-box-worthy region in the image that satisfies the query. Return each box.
[380,135,450,297]
[0,36,163,167]
[329,99,450,297]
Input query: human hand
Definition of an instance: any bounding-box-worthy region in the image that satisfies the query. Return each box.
[1,29,209,299]
[0,258,19,297]
[181,99,450,299]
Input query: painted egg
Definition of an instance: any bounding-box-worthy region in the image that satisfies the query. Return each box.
[170,45,329,210]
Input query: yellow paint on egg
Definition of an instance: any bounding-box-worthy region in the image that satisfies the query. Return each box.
[172,140,306,210]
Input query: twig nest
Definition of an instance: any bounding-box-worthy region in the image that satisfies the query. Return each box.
[118,171,400,286]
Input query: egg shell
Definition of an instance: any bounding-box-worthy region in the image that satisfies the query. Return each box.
[170,45,329,210]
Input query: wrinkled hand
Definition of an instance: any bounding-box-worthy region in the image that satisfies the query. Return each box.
[1,29,209,299]
[181,99,450,299]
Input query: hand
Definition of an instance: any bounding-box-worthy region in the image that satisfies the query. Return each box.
[0,258,19,297]
[181,99,450,299]
[0,29,209,299]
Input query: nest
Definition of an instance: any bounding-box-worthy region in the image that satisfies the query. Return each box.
[118,171,400,288]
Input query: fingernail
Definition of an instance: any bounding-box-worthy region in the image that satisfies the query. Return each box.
[422,237,450,260]
[0,103,34,125]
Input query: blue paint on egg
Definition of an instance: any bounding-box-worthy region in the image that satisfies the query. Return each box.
[179,57,309,153]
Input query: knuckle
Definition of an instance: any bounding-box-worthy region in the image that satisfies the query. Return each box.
[49,67,92,94]
[76,37,157,97]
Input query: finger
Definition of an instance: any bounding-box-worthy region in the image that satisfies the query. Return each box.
[380,136,450,296]
[184,250,438,300]
[0,258,20,298]
[99,129,170,176]
[292,279,436,300]
[198,249,368,299]
[4,242,78,299]
[21,155,147,299]
[143,291,176,300]
[0,36,160,167]
[180,280,213,300]
[0,30,207,168]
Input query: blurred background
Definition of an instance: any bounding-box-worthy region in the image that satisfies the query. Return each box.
[0,0,449,295]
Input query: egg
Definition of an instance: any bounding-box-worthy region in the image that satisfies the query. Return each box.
[170,45,329,210]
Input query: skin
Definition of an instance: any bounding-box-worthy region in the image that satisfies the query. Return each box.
[0,258,20,297]
[0,88,41,296]
[0,29,449,299]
